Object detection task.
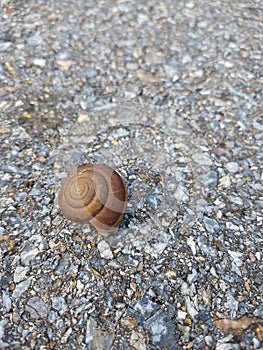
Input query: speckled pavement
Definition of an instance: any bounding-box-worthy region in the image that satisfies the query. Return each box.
[0,1,262,349]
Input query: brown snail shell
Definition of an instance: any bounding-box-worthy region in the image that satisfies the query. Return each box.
[58,164,128,236]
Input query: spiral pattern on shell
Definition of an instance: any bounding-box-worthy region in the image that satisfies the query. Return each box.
[58,164,128,235]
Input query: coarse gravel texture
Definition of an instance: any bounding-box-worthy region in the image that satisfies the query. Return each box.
[0,0,263,349]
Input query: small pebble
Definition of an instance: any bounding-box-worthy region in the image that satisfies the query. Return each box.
[225,162,239,173]
[12,278,32,299]
[198,171,218,187]
[97,240,113,259]
[13,266,29,283]
[25,297,49,319]
[203,217,220,234]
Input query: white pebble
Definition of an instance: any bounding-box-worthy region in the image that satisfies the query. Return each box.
[226,162,239,173]
[14,266,29,283]
[98,240,113,259]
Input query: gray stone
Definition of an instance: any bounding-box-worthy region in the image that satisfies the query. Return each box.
[216,335,240,350]
[2,164,24,174]
[187,269,198,284]
[256,304,263,318]
[38,145,50,157]
[12,278,32,299]
[2,291,11,312]
[48,311,57,324]
[32,162,45,171]
[20,246,39,265]
[225,162,239,173]
[174,183,189,203]
[252,337,261,349]
[181,282,196,297]
[164,62,180,81]
[13,266,29,283]
[32,58,46,67]
[132,298,160,324]
[29,188,41,196]
[203,217,220,234]
[144,310,182,350]
[197,236,218,257]
[193,152,212,166]
[224,293,239,318]
[0,226,5,236]
[0,42,11,52]
[147,185,163,210]
[55,256,70,275]
[0,320,9,348]
[25,296,49,319]
[190,69,204,78]
[231,262,242,277]
[27,33,45,46]
[228,195,244,206]
[78,68,98,78]
[197,171,218,187]
[175,171,185,182]
[52,296,68,313]
[184,296,198,320]
[228,250,243,267]
[85,317,114,350]
[205,335,215,347]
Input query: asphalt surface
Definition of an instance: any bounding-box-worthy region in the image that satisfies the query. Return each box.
[0,0,262,349]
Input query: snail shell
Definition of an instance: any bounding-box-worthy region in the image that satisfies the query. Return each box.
[58,164,128,236]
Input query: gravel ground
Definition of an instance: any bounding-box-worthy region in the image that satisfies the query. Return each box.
[0,0,262,349]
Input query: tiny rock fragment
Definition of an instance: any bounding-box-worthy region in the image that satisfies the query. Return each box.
[97,240,113,259]
[0,42,11,52]
[32,58,46,67]
[137,71,160,84]
[20,246,39,265]
[204,217,219,234]
[219,175,231,188]
[0,126,11,133]
[228,250,243,267]
[6,7,17,13]
[12,278,32,299]
[56,60,73,71]
[184,296,198,320]
[5,62,16,77]
[23,111,31,119]
[184,318,192,325]
[0,235,15,251]
[165,270,177,279]
[48,13,58,21]
[186,236,196,255]
[77,113,90,123]
[193,152,212,166]
[14,266,29,283]
[225,162,239,173]
[0,87,15,97]
[256,324,263,342]
[120,316,137,329]
[130,330,147,350]
[61,327,72,343]
[25,296,49,319]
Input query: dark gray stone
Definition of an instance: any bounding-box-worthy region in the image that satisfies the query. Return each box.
[132,297,160,324]
[144,310,183,350]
